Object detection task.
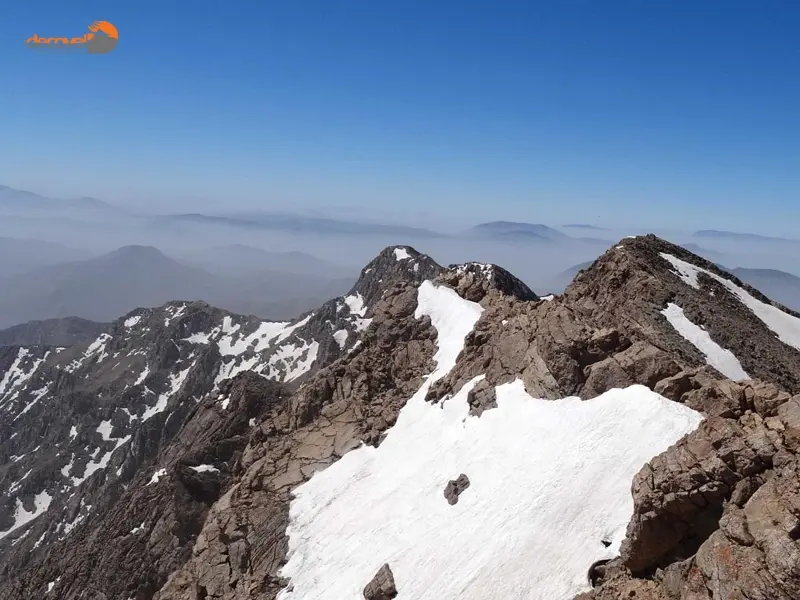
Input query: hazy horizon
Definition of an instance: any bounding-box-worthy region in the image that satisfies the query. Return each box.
[2,3,799,237]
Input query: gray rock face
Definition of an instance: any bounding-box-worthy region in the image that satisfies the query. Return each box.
[2,237,800,600]
[363,563,398,600]
[444,474,471,505]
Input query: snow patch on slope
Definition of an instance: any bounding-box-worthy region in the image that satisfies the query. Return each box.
[661,303,749,381]
[344,292,367,317]
[190,464,220,474]
[661,253,800,350]
[0,491,53,541]
[141,364,193,422]
[148,469,167,485]
[278,378,702,600]
[277,281,702,600]
[0,349,49,406]
[333,330,349,349]
[394,247,411,261]
[414,280,483,378]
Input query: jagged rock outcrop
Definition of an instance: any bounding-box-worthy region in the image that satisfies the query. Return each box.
[363,564,398,600]
[444,474,471,505]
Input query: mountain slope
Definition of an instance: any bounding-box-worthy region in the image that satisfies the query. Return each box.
[2,238,800,599]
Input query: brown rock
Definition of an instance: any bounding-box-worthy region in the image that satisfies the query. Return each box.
[363,563,398,600]
[443,474,471,505]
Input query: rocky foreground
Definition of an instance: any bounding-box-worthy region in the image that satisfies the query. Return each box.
[1,236,799,599]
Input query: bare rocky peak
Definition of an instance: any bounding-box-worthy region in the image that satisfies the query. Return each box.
[1,237,800,599]
[348,245,444,308]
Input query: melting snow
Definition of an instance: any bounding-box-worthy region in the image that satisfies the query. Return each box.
[69,434,131,487]
[69,425,78,440]
[66,334,112,372]
[277,281,701,600]
[661,253,800,350]
[190,464,220,473]
[141,364,193,421]
[148,468,167,485]
[134,365,151,386]
[661,303,749,381]
[96,420,114,441]
[0,491,53,541]
[58,499,91,538]
[414,281,483,378]
[263,338,320,382]
[164,304,187,327]
[540,294,555,302]
[0,348,31,400]
[131,522,145,534]
[86,334,112,361]
[8,469,32,494]
[394,247,411,261]
[344,293,367,317]
[13,385,50,420]
[333,330,349,349]
[124,315,142,328]
[0,349,49,406]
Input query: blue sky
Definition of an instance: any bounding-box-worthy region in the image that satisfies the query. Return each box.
[1,0,798,233]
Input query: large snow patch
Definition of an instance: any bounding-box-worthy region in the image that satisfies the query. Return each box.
[277,281,702,600]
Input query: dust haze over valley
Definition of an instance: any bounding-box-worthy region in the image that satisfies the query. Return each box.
[3,183,800,332]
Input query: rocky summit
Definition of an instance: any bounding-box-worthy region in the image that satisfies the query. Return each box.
[1,236,800,600]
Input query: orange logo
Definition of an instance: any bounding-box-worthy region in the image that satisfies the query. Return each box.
[27,20,118,54]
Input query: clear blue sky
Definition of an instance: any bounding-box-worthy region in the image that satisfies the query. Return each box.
[1,0,798,233]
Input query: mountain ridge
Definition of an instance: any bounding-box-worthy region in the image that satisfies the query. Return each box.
[1,236,800,599]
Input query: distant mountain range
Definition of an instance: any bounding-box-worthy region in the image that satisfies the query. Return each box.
[0,244,357,329]
[465,221,569,243]
[694,229,799,243]
[0,185,115,213]
[562,224,609,231]
[3,185,798,248]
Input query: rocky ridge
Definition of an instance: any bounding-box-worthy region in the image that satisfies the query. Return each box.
[0,316,109,348]
[0,236,799,599]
